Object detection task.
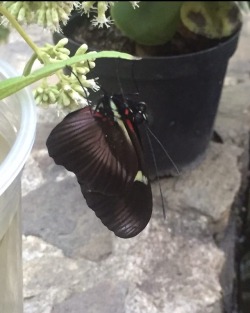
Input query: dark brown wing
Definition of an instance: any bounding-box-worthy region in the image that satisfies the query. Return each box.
[80,102,153,238]
[81,179,152,238]
[47,99,153,238]
[46,107,138,194]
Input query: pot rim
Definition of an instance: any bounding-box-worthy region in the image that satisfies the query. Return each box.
[54,12,241,60]
[0,60,37,195]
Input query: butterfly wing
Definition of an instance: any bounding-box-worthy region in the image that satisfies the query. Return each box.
[80,98,153,238]
[46,96,153,238]
[81,178,152,238]
[46,107,139,194]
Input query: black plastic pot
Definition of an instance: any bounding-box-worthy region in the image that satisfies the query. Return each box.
[53,14,240,178]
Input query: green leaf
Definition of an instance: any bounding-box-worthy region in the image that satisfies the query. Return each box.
[111,2,183,46]
[0,51,138,100]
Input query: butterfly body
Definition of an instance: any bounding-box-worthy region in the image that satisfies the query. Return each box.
[46,94,152,238]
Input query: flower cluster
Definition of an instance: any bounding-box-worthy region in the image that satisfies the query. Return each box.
[0,1,137,111]
[33,38,99,112]
[81,1,114,28]
[80,1,139,28]
[1,1,77,32]
[0,1,139,30]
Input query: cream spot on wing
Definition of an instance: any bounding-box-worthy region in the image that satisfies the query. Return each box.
[134,170,148,185]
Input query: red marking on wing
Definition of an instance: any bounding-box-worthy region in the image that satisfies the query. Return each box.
[94,111,114,126]
[125,119,135,133]
[124,108,129,116]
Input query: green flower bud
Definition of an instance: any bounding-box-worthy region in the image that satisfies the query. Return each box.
[34,94,42,105]
[35,2,76,31]
[73,66,89,75]
[57,47,70,55]
[60,92,71,107]
[51,7,59,25]
[57,7,70,23]
[56,38,69,48]
[80,78,99,91]
[81,1,96,16]
[9,2,22,16]
[34,82,62,107]
[40,39,70,62]
[88,61,96,69]
[74,85,89,97]
[37,6,46,26]
[57,53,69,60]
[45,7,53,29]
[18,7,26,23]
[42,94,49,102]
[35,87,44,94]
[48,91,58,103]
[75,44,88,55]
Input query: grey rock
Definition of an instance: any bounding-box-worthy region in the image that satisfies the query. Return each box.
[23,236,92,313]
[22,159,112,260]
[23,220,224,313]
[215,84,250,148]
[51,281,128,313]
[152,142,242,234]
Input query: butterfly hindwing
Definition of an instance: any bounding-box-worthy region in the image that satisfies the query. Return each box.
[81,176,152,238]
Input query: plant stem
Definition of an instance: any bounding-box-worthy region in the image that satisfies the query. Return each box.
[23,53,38,76]
[0,5,42,58]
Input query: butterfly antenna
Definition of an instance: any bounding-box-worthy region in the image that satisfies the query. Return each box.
[146,126,180,176]
[130,61,179,176]
[131,61,166,218]
[85,61,109,114]
[65,65,92,113]
[131,61,139,97]
[145,127,166,219]
[115,58,126,101]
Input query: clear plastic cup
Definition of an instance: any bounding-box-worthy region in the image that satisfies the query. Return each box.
[0,60,36,313]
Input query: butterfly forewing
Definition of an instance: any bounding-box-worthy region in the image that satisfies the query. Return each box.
[46,106,138,194]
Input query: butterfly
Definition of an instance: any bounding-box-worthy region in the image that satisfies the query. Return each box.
[46,94,152,238]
